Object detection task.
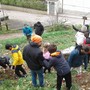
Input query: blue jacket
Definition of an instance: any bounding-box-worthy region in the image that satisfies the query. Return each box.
[22,26,32,36]
[45,51,70,76]
[67,48,88,68]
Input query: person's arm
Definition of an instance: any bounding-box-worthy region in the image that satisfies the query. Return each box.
[33,23,37,29]
[72,25,80,32]
[12,53,19,66]
[37,52,53,68]
[22,28,26,36]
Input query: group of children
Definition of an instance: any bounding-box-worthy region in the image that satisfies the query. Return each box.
[1,23,90,90]
[69,24,90,77]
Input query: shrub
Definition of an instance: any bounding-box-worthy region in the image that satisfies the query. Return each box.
[1,0,47,11]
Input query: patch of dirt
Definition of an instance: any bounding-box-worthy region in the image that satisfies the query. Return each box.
[0,33,23,40]
[73,72,90,90]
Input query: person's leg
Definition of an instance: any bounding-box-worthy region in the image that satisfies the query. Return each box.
[43,67,47,73]
[88,54,90,63]
[31,70,37,87]
[26,35,31,41]
[15,65,23,77]
[83,54,88,70]
[48,68,51,73]
[76,66,82,75]
[18,65,27,75]
[57,74,63,90]
[37,68,44,87]
[64,72,72,90]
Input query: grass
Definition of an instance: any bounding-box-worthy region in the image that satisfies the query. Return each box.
[0,26,22,34]
[0,24,81,90]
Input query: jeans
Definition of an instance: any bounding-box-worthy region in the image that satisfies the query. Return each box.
[31,68,44,87]
[83,54,88,70]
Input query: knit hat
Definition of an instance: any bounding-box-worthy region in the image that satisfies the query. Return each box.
[81,25,87,32]
[31,35,42,44]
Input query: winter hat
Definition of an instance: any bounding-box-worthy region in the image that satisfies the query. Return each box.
[31,34,42,44]
[81,25,87,32]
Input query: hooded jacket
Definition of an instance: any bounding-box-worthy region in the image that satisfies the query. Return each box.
[23,42,45,70]
[67,48,88,68]
[22,26,32,36]
[11,45,24,66]
[45,51,70,76]
[34,22,44,36]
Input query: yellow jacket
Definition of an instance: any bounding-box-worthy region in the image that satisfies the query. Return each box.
[11,45,24,66]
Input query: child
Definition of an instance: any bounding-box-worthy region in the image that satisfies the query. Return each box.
[22,24,32,41]
[67,45,89,77]
[0,55,11,69]
[45,44,72,90]
[43,42,51,73]
[5,44,27,78]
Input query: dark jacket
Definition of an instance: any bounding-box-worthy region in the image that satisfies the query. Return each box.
[23,42,45,70]
[67,48,88,68]
[45,51,70,76]
[34,22,44,36]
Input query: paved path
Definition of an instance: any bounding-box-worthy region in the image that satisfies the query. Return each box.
[0,5,90,40]
[1,5,90,30]
[0,33,23,40]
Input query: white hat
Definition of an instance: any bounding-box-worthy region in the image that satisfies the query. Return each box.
[81,25,87,32]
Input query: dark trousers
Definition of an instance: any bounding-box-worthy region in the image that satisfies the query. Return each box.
[15,65,26,77]
[44,67,51,73]
[83,54,88,70]
[57,72,72,90]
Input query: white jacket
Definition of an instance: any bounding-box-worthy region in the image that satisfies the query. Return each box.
[75,32,86,45]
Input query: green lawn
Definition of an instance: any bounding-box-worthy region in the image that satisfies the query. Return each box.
[0,25,82,90]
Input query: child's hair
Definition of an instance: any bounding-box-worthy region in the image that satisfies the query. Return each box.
[48,44,57,53]
[5,44,12,50]
[43,42,50,49]
[82,45,90,52]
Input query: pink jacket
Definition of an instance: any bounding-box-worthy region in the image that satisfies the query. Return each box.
[43,51,50,59]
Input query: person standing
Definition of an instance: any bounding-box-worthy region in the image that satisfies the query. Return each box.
[23,35,45,87]
[43,42,51,73]
[46,44,72,90]
[22,24,32,41]
[34,21,44,36]
[5,44,27,78]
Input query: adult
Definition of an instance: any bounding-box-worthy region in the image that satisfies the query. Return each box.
[34,21,44,36]
[23,35,45,87]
